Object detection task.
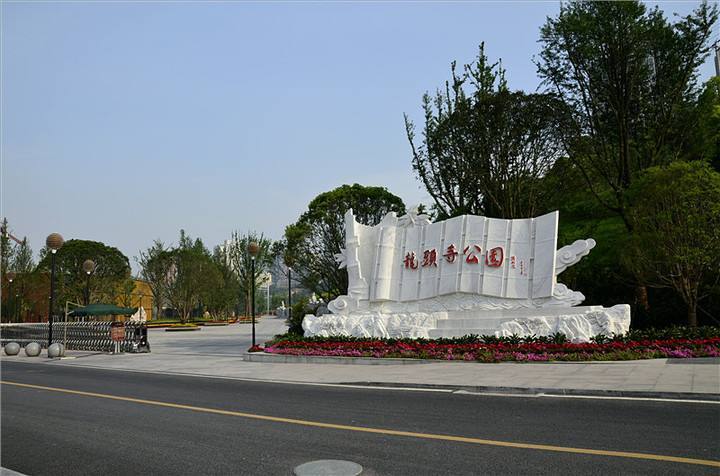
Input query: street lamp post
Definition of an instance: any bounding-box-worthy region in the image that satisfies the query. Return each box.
[247,241,260,348]
[82,259,95,305]
[46,233,64,347]
[6,271,15,322]
[287,267,292,323]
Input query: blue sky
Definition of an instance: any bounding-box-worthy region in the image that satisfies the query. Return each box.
[2,1,717,271]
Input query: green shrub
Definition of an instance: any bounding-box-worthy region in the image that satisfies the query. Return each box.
[287,298,309,335]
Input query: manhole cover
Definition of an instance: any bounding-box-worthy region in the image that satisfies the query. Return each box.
[293,459,363,476]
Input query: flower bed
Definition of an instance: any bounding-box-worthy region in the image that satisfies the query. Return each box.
[263,334,720,362]
[165,323,201,332]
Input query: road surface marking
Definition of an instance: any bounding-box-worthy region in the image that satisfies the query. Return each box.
[6,360,454,393]
[6,360,717,403]
[540,393,720,404]
[2,380,719,468]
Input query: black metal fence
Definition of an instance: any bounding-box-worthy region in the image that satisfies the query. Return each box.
[0,322,149,353]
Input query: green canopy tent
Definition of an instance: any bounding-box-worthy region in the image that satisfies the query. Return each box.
[69,304,137,317]
[64,303,148,353]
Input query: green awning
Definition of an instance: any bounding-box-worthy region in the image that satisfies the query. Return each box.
[69,304,138,317]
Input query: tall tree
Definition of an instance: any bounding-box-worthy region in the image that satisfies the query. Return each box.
[537,1,718,229]
[136,240,172,322]
[285,184,405,298]
[165,231,217,323]
[0,218,12,280]
[224,231,274,316]
[625,161,720,326]
[12,238,34,274]
[686,77,720,171]
[206,246,240,319]
[37,239,132,310]
[11,238,35,322]
[405,44,567,219]
[1,218,16,320]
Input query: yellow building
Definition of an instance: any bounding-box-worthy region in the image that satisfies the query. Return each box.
[133,279,155,321]
[113,279,155,321]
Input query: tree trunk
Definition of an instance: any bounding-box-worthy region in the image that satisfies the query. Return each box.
[687,300,698,327]
[685,280,700,327]
[635,285,649,311]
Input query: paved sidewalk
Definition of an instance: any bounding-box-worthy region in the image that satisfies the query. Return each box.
[4,349,719,399]
[2,315,718,399]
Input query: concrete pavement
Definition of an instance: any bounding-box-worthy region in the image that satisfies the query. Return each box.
[2,315,718,399]
[146,315,288,355]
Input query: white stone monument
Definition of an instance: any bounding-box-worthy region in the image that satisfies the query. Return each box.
[302,208,630,342]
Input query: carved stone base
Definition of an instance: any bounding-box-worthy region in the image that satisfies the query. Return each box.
[302,304,630,343]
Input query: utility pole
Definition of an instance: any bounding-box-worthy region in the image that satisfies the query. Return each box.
[714,40,719,77]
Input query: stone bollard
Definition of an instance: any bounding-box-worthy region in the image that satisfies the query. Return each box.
[4,342,20,356]
[25,342,41,357]
[48,343,65,358]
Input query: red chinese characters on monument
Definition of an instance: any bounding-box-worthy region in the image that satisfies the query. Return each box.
[403,251,418,270]
[422,249,438,267]
[404,245,507,270]
[485,247,504,267]
[443,244,459,263]
[463,245,482,264]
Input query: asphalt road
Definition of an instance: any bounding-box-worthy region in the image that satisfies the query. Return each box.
[1,361,719,475]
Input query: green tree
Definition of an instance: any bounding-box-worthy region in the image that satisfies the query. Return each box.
[686,77,720,170]
[165,231,217,323]
[12,238,34,274]
[1,218,12,281]
[537,1,718,230]
[1,218,17,320]
[206,246,240,319]
[625,161,720,326]
[37,239,132,311]
[225,231,274,317]
[405,44,568,219]
[11,238,35,322]
[136,240,172,322]
[285,184,406,298]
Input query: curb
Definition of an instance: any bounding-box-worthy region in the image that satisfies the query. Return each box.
[340,381,720,402]
[244,353,431,365]
[4,358,716,402]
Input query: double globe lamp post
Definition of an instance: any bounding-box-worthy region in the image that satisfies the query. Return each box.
[46,233,64,347]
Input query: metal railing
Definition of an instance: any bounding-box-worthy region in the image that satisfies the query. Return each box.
[0,321,149,353]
